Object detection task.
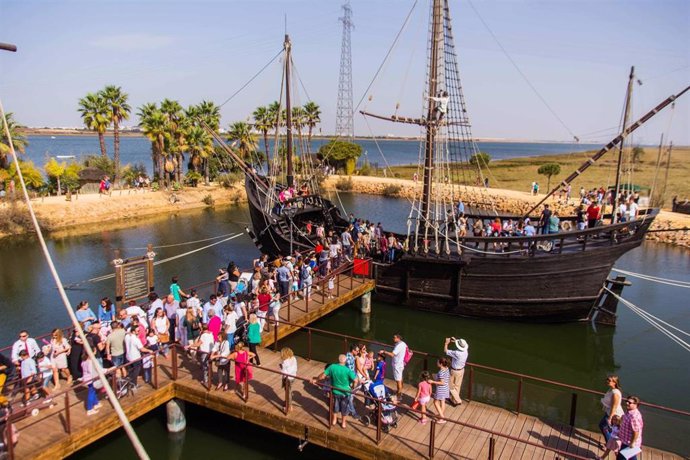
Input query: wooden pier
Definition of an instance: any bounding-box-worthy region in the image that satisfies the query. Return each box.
[6,343,686,460]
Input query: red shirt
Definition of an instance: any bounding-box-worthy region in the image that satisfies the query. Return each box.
[257,293,272,312]
[587,204,600,220]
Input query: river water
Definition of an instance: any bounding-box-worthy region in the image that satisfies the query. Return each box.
[2,194,689,457]
[23,135,600,176]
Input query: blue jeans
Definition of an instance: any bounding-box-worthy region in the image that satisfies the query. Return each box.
[86,384,98,410]
[347,393,358,417]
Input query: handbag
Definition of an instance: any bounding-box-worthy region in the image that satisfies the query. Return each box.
[157,332,170,343]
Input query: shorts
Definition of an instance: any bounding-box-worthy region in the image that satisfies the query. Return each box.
[42,375,53,388]
[334,393,349,416]
[418,395,431,405]
[111,354,125,367]
[393,365,404,381]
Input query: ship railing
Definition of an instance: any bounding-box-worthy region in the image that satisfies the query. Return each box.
[404,215,653,258]
[264,317,690,454]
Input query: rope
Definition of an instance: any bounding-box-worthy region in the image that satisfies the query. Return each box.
[123,233,239,250]
[0,99,151,459]
[63,233,245,288]
[218,49,283,109]
[611,268,690,289]
[466,0,579,142]
[604,287,690,353]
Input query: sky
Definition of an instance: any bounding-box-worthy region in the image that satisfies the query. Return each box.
[1,0,688,145]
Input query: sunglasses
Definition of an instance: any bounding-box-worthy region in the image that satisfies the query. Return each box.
[19,335,28,338]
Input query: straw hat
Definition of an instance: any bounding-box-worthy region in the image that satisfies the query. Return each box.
[452,337,468,352]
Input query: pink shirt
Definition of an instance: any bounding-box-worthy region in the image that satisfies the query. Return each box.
[208,316,222,341]
[619,408,643,448]
[418,381,432,399]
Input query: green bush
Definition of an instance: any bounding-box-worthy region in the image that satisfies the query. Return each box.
[335,177,353,191]
[82,155,115,177]
[381,184,401,196]
[184,171,203,187]
[202,194,215,206]
[217,172,243,188]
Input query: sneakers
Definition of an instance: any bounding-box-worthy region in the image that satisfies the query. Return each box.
[86,409,100,416]
[93,402,102,410]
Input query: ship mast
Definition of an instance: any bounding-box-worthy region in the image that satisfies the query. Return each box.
[611,66,635,224]
[421,0,443,222]
[284,34,294,189]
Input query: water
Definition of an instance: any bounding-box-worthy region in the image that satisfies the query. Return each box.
[66,404,351,460]
[22,135,600,176]
[1,196,688,455]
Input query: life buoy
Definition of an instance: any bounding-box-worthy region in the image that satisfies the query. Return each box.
[561,221,573,232]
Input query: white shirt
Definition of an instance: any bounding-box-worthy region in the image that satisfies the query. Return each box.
[628,202,638,219]
[281,356,298,380]
[126,305,149,326]
[11,338,41,363]
[224,311,239,334]
[446,348,468,370]
[198,332,214,354]
[125,333,144,361]
[392,341,406,369]
[186,297,201,316]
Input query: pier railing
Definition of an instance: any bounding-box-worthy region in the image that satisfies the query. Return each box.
[266,317,690,453]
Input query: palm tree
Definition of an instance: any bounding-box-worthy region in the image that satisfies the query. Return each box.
[0,112,27,169]
[267,101,282,133]
[186,125,214,184]
[160,99,186,184]
[77,93,109,157]
[252,106,271,161]
[226,121,258,164]
[194,100,221,131]
[291,106,305,140]
[138,104,169,188]
[303,101,321,142]
[100,85,131,184]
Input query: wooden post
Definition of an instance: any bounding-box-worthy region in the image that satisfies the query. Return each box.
[307,329,312,361]
[172,347,178,381]
[305,290,309,312]
[64,392,71,434]
[111,369,118,394]
[428,419,436,459]
[337,272,341,297]
[516,378,523,414]
[467,366,474,401]
[376,397,383,444]
[5,416,14,460]
[243,369,249,402]
[153,354,159,389]
[283,378,291,415]
[488,437,496,460]
[328,390,334,430]
[273,323,279,352]
[207,361,213,392]
[569,392,578,426]
[288,295,291,322]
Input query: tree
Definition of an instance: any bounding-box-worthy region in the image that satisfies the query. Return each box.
[45,158,82,195]
[469,152,491,167]
[77,93,109,157]
[186,125,214,184]
[632,146,644,164]
[0,160,44,191]
[227,121,258,164]
[100,85,131,185]
[160,99,186,184]
[537,163,561,191]
[138,104,169,188]
[302,101,321,142]
[252,106,271,160]
[318,140,362,175]
[0,112,27,169]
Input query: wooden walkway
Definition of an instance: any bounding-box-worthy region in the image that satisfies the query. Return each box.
[263,272,375,347]
[9,348,683,460]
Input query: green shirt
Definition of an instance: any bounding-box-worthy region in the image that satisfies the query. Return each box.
[247,322,261,345]
[170,283,182,301]
[324,364,357,396]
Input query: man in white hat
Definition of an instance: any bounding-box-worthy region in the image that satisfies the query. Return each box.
[444,337,468,406]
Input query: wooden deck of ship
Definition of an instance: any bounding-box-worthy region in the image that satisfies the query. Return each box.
[8,346,684,460]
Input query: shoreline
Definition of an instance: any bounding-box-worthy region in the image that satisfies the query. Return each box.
[1,175,688,248]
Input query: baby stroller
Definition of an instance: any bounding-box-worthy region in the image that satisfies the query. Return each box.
[360,382,399,432]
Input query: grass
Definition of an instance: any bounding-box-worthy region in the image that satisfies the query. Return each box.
[376,146,690,208]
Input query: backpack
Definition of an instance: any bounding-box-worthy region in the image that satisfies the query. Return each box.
[300,264,310,281]
[403,346,413,365]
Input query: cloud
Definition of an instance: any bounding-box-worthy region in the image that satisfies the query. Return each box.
[90,33,175,51]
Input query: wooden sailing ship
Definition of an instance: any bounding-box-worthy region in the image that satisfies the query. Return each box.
[232,2,688,324]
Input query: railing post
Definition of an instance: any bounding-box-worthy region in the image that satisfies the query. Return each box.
[376,395,382,445]
[428,419,436,459]
[111,368,118,393]
[488,436,495,460]
[569,392,578,426]
[283,378,291,415]
[273,321,279,352]
[287,296,291,322]
[171,345,179,381]
[423,356,429,371]
[305,290,309,312]
[5,416,14,460]
[467,366,474,401]
[516,378,523,414]
[153,354,159,389]
[337,273,340,297]
[350,267,354,289]
[64,391,71,434]
[243,368,249,402]
[328,390,334,430]
[307,329,312,361]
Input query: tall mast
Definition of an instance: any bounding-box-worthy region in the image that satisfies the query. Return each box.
[611,66,635,223]
[421,0,443,222]
[285,34,294,188]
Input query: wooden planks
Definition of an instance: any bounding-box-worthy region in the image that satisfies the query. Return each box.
[8,347,685,460]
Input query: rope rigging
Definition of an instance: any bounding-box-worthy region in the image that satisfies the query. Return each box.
[611,268,690,289]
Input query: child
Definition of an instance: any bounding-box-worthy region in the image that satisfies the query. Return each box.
[600,415,622,459]
[19,350,39,405]
[411,371,432,424]
[36,352,55,404]
[143,328,159,384]
[327,275,335,299]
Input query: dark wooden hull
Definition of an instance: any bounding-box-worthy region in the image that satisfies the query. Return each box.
[373,214,656,322]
